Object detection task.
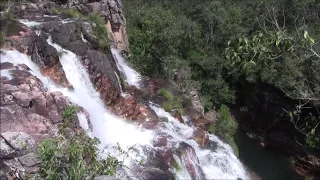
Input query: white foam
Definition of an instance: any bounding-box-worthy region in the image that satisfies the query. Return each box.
[44,15,59,18]
[81,33,88,43]
[61,19,74,24]
[35,30,41,36]
[0,69,13,79]
[77,112,89,131]
[0,45,154,169]
[111,48,141,88]
[46,37,154,166]
[19,19,42,27]
[150,105,248,179]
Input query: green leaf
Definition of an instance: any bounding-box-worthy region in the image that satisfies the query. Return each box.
[311,128,315,135]
[304,31,308,39]
[308,37,315,44]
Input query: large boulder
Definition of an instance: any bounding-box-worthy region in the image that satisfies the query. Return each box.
[1,132,36,155]
[0,138,16,159]
[174,142,206,180]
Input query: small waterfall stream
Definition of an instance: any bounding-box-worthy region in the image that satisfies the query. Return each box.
[3,18,250,179]
[112,49,249,179]
[111,48,142,88]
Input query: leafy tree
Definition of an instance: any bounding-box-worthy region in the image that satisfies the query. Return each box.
[124,0,320,149]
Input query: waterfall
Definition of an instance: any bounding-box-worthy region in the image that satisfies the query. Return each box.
[46,37,155,167]
[1,46,249,180]
[113,71,125,95]
[110,49,249,179]
[4,18,249,179]
[1,46,154,176]
[151,105,248,179]
[111,48,141,88]
[19,19,43,27]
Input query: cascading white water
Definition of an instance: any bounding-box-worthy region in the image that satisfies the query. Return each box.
[150,105,248,179]
[110,48,248,179]
[0,45,154,174]
[111,48,141,88]
[45,37,154,166]
[19,19,43,27]
[6,17,249,179]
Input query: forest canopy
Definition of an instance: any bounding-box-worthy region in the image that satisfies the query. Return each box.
[123,0,320,149]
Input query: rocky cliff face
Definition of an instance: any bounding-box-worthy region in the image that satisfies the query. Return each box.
[64,0,129,51]
[0,0,220,179]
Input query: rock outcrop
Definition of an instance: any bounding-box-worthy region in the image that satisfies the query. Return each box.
[1,0,220,179]
[63,0,129,51]
[0,57,80,177]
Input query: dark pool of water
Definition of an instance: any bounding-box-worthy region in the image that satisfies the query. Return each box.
[235,130,303,180]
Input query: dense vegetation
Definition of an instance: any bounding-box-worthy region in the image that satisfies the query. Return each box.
[37,106,119,180]
[208,105,239,156]
[123,0,320,150]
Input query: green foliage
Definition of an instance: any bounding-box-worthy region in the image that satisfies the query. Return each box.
[171,159,181,171]
[125,5,200,80]
[60,105,77,136]
[4,11,15,21]
[124,0,320,149]
[158,88,173,101]
[160,116,169,122]
[49,9,109,50]
[88,13,109,50]
[50,8,83,18]
[158,89,184,115]
[0,0,24,11]
[225,134,239,157]
[208,105,239,155]
[62,105,77,120]
[210,105,238,136]
[0,32,4,45]
[38,104,118,179]
[38,139,61,180]
[38,132,118,180]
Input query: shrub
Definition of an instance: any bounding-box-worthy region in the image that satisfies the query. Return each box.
[158,88,173,101]
[210,105,238,136]
[158,88,184,115]
[38,105,118,179]
[38,133,119,180]
[38,139,62,180]
[50,8,83,18]
[0,32,4,45]
[60,105,77,136]
[172,159,181,171]
[208,105,239,156]
[88,13,109,50]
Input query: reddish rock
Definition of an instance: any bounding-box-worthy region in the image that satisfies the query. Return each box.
[176,142,205,179]
[192,128,209,147]
[40,63,72,88]
[123,95,135,106]
[162,148,174,167]
[184,107,211,130]
[153,136,168,147]
[172,110,183,123]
